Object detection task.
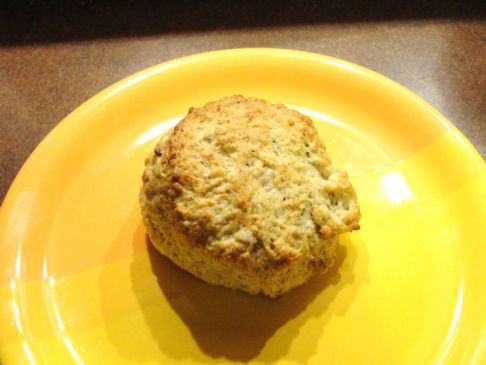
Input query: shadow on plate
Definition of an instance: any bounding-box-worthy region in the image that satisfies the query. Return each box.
[137,231,362,362]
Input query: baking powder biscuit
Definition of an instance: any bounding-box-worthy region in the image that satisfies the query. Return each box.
[140,95,360,297]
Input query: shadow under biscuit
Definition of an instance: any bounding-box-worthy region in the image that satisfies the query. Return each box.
[144,234,352,362]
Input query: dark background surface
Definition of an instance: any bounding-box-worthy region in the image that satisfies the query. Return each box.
[1,0,485,201]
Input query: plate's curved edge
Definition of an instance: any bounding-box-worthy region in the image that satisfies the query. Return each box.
[2,48,485,215]
[0,48,486,365]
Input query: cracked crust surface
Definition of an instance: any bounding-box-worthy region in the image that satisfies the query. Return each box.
[140,95,360,297]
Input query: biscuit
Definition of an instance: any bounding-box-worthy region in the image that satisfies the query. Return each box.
[140,95,360,297]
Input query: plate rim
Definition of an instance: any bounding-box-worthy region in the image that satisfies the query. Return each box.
[1,48,486,364]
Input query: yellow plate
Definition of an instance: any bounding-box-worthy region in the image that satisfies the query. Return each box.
[1,49,486,365]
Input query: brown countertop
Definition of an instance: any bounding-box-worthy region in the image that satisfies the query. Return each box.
[1,1,485,202]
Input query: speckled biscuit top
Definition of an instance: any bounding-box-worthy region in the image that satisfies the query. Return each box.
[141,95,360,271]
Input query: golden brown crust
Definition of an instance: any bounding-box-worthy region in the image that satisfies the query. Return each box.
[140,95,360,297]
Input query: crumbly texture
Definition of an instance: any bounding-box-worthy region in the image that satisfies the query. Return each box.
[140,95,360,297]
